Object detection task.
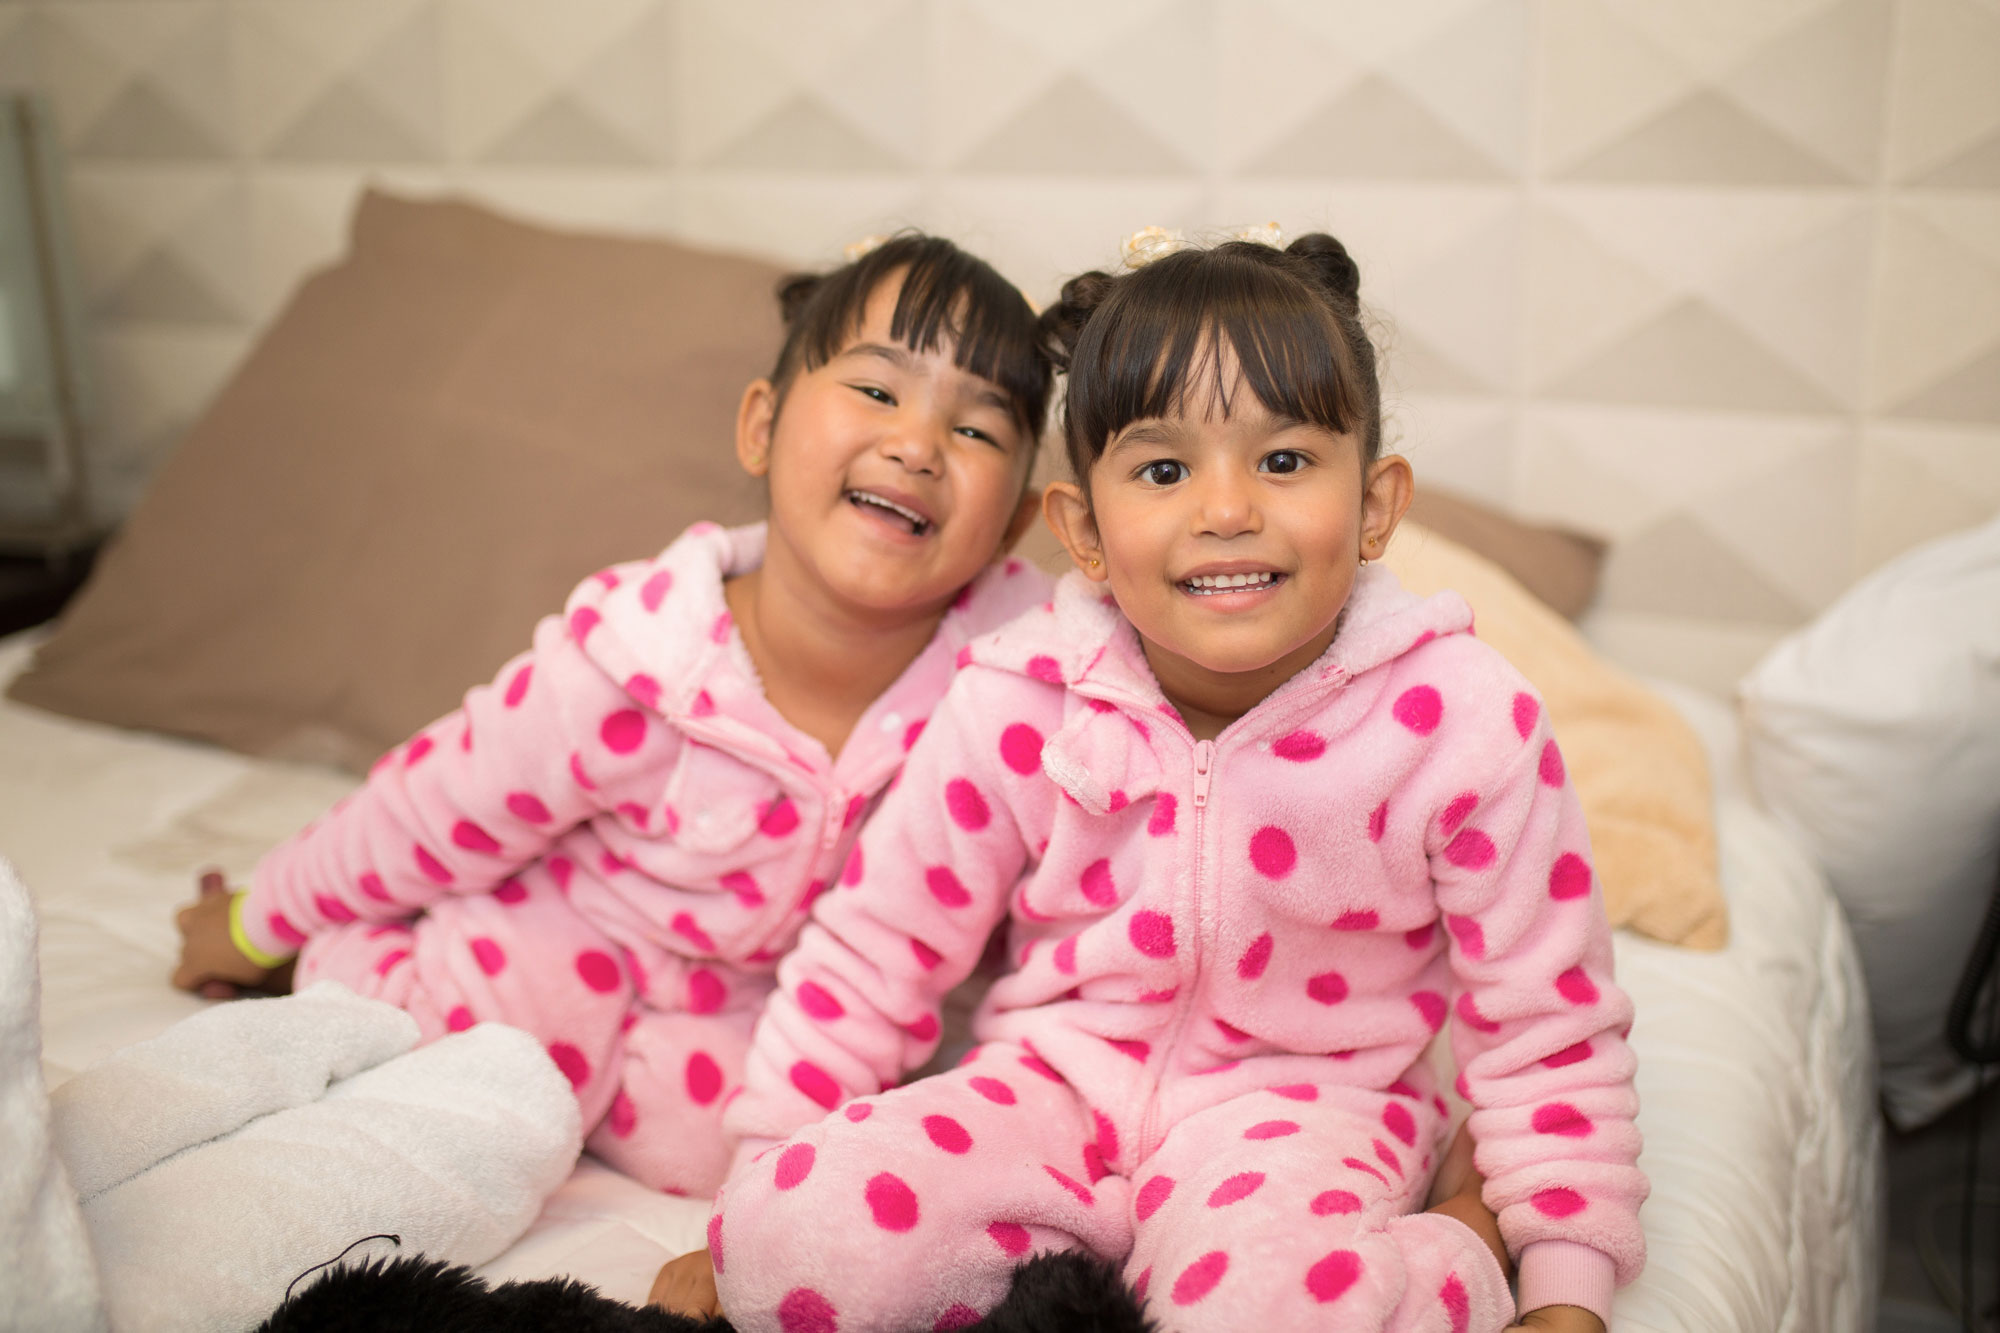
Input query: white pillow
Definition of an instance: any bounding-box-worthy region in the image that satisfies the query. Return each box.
[1738,514,2000,1129]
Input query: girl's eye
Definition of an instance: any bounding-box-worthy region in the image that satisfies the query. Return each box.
[854,384,893,405]
[1140,460,1187,487]
[1261,450,1304,474]
[956,425,1001,448]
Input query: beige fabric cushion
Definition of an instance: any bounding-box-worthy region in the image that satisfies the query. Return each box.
[1386,521,1727,949]
[9,191,786,772]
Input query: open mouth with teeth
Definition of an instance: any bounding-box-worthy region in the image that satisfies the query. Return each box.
[1182,571,1284,596]
[846,489,931,537]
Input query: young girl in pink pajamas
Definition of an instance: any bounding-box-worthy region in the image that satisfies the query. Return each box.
[678,232,1646,1331]
[169,233,1056,1197]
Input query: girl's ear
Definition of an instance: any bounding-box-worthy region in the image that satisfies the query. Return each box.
[1359,454,1415,563]
[735,379,778,477]
[1042,481,1108,582]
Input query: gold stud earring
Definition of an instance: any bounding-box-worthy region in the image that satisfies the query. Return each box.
[1088,556,1101,568]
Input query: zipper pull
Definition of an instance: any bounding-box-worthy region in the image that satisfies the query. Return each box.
[1192,740,1214,808]
[820,787,849,853]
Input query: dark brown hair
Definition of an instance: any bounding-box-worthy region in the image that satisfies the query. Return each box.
[770,232,1052,441]
[1038,233,1380,490]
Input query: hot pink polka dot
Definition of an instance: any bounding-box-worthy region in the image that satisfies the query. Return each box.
[1556,965,1600,1005]
[969,1076,1016,1105]
[625,674,661,710]
[1406,922,1436,949]
[670,913,714,951]
[568,753,595,790]
[1512,692,1540,739]
[1249,825,1296,878]
[760,796,800,837]
[777,1286,837,1333]
[547,1042,589,1091]
[844,1102,873,1122]
[685,1051,722,1104]
[988,1221,1030,1256]
[1441,1273,1470,1333]
[312,894,356,923]
[946,778,990,830]
[924,1114,973,1154]
[569,607,600,643]
[451,820,499,855]
[413,845,453,884]
[1132,1267,1151,1302]
[1311,1189,1361,1215]
[1020,1052,1062,1082]
[504,791,551,823]
[1331,909,1378,931]
[711,611,733,644]
[1307,1249,1363,1303]
[1344,1155,1388,1186]
[866,1172,920,1231]
[690,690,715,718]
[1456,992,1501,1033]
[1393,685,1443,734]
[446,1005,474,1032]
[706,1211,724,1273]
[1172,1251,1229,1305]
[1307,971,1348,1004]
[797,980,844,1020]
[1237,932,1274,980]
[903,1012,940,1042]
[1129,910,1176,958]
[898,718,925,752]
[1148,792,1178,836]
[934,1304,980,1330]
[1271,1083,1319,1101]
[1441,793,1479,837]
[504,664,534,707]
[606,1090,636,1138]
[1000,724,1044,774]
[1377,1104,1417,1150]
[358,872,390,902]
[1026,655,1063,683]
[404,734,433,767]
[1208,1172,1265,1207]
[1412,991,1447,1031]
[1533,1103,1595,1137]
[790,1061,840,1109]
[1044,1165,1093,1204]
[925,866,971,908]
[1109,1038,1150,1062]
[1245,1120,1300,1139]
[1054,936,1078,974]
[1532,1187,1587,1218]
[911,938,942,969]
[840,845,865,887]
[1214,1018,1252,1042]
[1444,829,1495,870]
[374,948,408,977]
[1134,1173,1177,1221]
[1274,730,1327,761]
[574,950,620,993]
[640,569,673,611]
[1368,801,1388,841]
[1079,858,1118,906]
[774,1143,815,1190]
[1446,915,1485,958]
[1549,853,1591,900]
[1540,740,1566,787]
[470,937,507,975]
[600,709,646,754]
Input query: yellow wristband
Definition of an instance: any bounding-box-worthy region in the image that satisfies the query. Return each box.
[227,890,293,969]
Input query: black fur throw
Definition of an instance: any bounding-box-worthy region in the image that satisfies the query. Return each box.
[254,1250,1153,1333]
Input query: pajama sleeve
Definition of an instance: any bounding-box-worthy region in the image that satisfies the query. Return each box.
[238,609,673,961]
[1426,671,1647,1323]
[724,669,1032,1159]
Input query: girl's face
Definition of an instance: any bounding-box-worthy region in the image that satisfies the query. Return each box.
[737,275,1039,621]
[1047,361,1410,700]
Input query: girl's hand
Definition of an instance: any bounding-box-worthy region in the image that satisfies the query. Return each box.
[648,1247,720,1318]
[1510,1305,1606,1333]
[171,871,290,999]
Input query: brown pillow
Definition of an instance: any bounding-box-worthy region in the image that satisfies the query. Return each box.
[1405,488,1606,620]
[9,191,787,771]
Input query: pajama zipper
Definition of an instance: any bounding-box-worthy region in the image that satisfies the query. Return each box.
[1136,736,1215,1163]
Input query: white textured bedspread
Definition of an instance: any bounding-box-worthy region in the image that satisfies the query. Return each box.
[0,634,1879,1325]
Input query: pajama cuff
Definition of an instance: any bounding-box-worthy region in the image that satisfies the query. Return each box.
[229,890,295,969]
[1515,1241,1616,1327]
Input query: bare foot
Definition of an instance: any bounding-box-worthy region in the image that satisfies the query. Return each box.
[1424,1120,1511,1282]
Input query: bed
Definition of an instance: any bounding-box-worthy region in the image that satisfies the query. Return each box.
[1,191,1883,1330]
[3,628,1880,1330]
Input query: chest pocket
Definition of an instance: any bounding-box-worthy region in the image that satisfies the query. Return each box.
[1039,704,1165,817]
[661,738,775,856]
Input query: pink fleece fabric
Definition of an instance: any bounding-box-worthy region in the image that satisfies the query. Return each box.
[238,521,1048,1195]
[719,566,1646,1330]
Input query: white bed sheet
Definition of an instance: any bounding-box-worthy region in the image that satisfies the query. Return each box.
[0,632,1880,1327]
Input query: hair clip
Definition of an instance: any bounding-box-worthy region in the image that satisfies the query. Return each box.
[1232,221,1284,248]
[843,234,889,263]
[1121,225,1190,269]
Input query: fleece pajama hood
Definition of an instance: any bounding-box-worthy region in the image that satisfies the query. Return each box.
[717,565,1647,1332]
[234,521,1049,1195]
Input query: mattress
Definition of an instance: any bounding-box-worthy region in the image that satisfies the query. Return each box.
[0,632,1881,1328]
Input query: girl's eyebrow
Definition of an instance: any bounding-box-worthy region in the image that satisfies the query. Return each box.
[1105,419,1188,457]
[840,341,1014,415]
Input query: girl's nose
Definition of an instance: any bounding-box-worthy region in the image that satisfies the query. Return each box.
[1193,464,1260,537]
[879,410,945,475]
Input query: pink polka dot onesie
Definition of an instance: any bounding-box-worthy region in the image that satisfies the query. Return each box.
[715,567,1647,1332]
[233,521,1049,1195]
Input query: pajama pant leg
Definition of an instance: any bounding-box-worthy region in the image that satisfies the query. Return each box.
[293,868,633,1132]
[1128,1083,1512,1333]
[585,995,764,1197]
[712,1041,1133,1333]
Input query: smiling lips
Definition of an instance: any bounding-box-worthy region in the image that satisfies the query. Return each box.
[1183,571,1283,596]
[846,488,932,536]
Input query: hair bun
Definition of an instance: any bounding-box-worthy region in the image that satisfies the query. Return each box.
[1037,269,1118,371]
[775,272,822,328]
[1286,233,1361,306]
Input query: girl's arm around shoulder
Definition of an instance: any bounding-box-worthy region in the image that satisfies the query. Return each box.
[722,665,1054,1153]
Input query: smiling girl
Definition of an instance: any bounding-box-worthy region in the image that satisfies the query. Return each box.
[170,234,1054,1196]
[687,233,1646,1332]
